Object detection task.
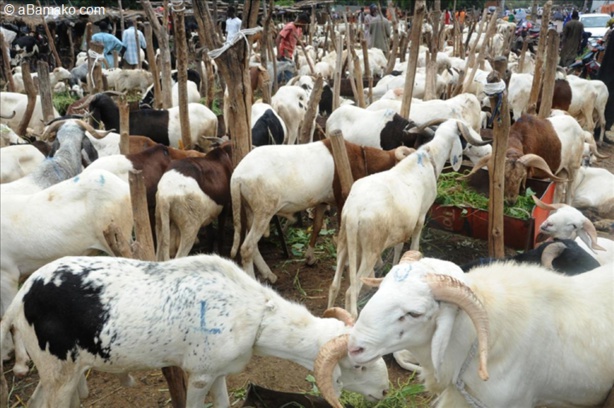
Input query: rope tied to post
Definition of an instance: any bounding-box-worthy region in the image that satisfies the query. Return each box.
[87,48,107,83]
[169,0,185,13]
[208,27,263,60]
[483,79,506,127]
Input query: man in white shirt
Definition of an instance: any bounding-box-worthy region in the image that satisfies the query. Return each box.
[225,6,242,45]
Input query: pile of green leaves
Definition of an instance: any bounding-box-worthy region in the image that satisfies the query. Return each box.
[52,92,79,116]
[435,172,536,220]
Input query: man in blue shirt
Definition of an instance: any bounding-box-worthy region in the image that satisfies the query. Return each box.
[91,22,124,68]
[122,20,146,69]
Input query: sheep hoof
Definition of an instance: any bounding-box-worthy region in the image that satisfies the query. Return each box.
[305,255,317,266]
[119,373,136,387]
[267,273,278,284]
[12,362,30,378]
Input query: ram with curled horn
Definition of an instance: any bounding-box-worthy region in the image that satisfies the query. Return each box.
[41,119,115,141]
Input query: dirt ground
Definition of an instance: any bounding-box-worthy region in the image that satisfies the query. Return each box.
[4,143,614,408]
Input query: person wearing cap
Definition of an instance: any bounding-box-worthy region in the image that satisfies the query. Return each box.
[369,5,391,54]
[275,13,309,84]
[91,22,124,68]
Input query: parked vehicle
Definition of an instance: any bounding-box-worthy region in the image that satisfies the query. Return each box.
[579,13,610,38]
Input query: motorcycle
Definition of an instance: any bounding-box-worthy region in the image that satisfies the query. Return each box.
[567,37,605,79]
[512,21,540,54]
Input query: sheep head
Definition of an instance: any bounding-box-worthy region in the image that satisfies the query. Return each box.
[314,308,389,408]
[532,196,605,252]
[341,251,489,406]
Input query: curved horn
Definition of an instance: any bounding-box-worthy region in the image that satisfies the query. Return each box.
[457,121,492,146]
[582,218,606,251]
[71,93,98,110]
[323,307,355,327]
[424,274,489,381]
[531,195,566,211]
[518,154,567,182]
[314,334,348,408]
[0,110,16,119]
[459,154,491,180]
[74,120,114,139]
[399,250,423,263]
[394,146,415,161]
[45,114,85,126]
[40,121,66,141]
[540,242,567,269]
[589,143,609,160]
[409,118,447,134]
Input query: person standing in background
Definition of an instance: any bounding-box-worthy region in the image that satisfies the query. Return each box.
[559,10,584,67]
[369,5,391,54]
[225,6,242,45]
[122,20,146,69]
[275,13,310,84]
[91,22,124,68]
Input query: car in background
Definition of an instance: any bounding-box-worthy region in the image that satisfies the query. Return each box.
[579,13,611,38]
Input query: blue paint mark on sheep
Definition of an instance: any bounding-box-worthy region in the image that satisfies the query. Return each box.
[199,301,221,334]
[99,174,105,186]
[393,264,413,282]
[73,176,80,183]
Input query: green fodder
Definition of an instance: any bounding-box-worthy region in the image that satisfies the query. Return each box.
[436,171,535,220]
[52,91,79,116]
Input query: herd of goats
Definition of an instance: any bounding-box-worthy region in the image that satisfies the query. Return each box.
[0,5,613,408]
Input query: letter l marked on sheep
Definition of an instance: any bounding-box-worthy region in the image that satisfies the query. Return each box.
[199,300,221,334]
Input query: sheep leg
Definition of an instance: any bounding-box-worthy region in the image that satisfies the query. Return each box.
[409,216,427,251]
[185,374,215,408]
[328,239,347,309]
[392,242,404,265]
[345,251,380,318]
[241,215,278,282]
[0,268,19,361]
[305,203,328,266]
[175,217,211,259]
[209,376,230,408]
[392,350,423,374]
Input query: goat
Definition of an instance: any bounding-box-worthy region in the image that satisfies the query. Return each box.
[0,169,132,361]
[12,67,72,94]
[0,255,389,407]
[112,69,154,94]
[323,251,614,408]
[155,143,234,260]
[1,120,106,195]
[464,114,582,205]
[329,119,489,318]
[251,102,287,146]
[460,238,600,275]
[81,93,217,149]
[533,196,614,265]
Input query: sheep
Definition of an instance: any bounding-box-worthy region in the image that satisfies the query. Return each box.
[0,169,133,360]
[82,93,217,149]
[140,69,202,108]
[271,84,315,145]
[0,254,389,407]
[464,113,583,205]
[0,144,45,184]
[109,68,154,94]
[0,93,60,134]
[11,67,72,94]
[533,196,614,265]
[321,251,614,408]
[570,166,614,219]
[251,102,287,146]
[460,238,601,275]
[155,143,234,260]
[0,120,106,195]
[0,123,29,147]
[328,119,488,318]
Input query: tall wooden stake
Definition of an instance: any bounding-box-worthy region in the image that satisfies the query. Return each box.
[527,1,552,115]
[328,129,354,199]
[16,62,37,137]
[538,28,559,119]
[424,0,442,100]
[142,0,173,109]
[1,31,16,92]
[299,75,324,144]
[400,0,425,119]
[37,1,62,68]
[172,2,192,149]
[37,61,54,123]
[119,96,130,155]
[360,36,373,104]
[144,22,162,109]
[332,34,343,111]
[487,57,510,258]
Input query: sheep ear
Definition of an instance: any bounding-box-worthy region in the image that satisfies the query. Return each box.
[449,136,463,172]
[431,304,457,383]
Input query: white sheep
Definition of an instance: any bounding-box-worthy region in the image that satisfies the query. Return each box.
[329,119,480,318]
[571,166,614,219]
[320,251,614,408]
[0,123,29,147]
[0,255,389,407]
[0,93,60,134]
[271,84,314,145]
[0,169,133,361]
[12,67,72,94]
[0,144,45,184]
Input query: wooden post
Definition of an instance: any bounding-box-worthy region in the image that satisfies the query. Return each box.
[203,52,216,108]
[144,22,162,109]
[384,5,399,75]
[113,51,119,69]
[1,31,16,92]
[517,38,529,73]
[332,34,343,111]
[37,61,55,123]
[89,41,105,93]
[527,1,552,115]
[398,31,409,62]
[37,1,62,68]
[424,0,442,101]
[67,28,75,69]
[172,2,192,150]
[118,0,125,35]
[16,62,37,137]
[360,36,373,104]
[142,0,173,109]
[453,9,487,97]
[344,15,359,104]
[134,20,142,70]
[487,57,510,258]
[538,28,559,119]
[299,75,324,144]
[119,96,130,155]
[328,129,354,199]
[351,49,365,108]
[400,1,426,119]
[299,41,315,75]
